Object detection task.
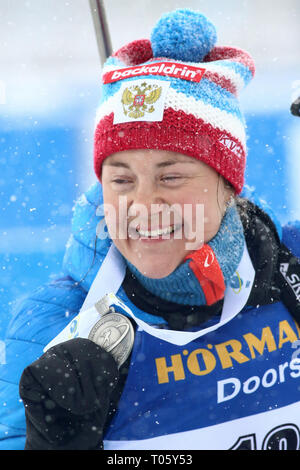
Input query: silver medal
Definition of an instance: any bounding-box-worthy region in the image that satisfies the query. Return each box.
[88,311,134,368]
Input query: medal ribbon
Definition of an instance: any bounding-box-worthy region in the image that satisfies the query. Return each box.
[184,244,226,306]
[44,243,255,349]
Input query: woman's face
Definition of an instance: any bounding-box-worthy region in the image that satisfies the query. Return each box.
[101,149,233,278]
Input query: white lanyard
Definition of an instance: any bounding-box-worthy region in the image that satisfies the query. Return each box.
[79,243,126,312]
[44,242,255,350]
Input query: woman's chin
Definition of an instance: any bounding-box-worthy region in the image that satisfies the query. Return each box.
[130,257,180,279]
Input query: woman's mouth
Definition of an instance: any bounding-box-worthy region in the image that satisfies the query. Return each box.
[132,224,182,241]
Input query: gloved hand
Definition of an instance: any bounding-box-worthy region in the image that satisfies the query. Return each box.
[19,338,119,450]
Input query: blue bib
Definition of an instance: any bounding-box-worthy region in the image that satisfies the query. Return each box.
[103,297,300,450]
[44,241,300,450]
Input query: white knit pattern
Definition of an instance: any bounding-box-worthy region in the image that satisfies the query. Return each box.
[94,86,246,150]
[202,62,247,93]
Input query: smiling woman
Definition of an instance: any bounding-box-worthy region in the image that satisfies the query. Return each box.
[1,7,300,452]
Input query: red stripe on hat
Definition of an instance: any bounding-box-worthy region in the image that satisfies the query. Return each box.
[185,245,225,305]
[94,108,246,193]
[203,70,238,96]
[204,46,255,77]
[113,39,153,66]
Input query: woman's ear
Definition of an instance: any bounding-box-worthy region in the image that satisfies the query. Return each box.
[221,178,236,216]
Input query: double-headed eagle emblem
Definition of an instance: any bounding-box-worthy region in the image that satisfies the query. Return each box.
[121,82,162,119]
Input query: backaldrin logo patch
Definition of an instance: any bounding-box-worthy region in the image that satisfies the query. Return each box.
[103,61,206,84]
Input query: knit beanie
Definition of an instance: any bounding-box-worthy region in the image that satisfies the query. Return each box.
[94,9,255,194]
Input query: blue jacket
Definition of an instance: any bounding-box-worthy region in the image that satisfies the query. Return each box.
[0,182,299,450]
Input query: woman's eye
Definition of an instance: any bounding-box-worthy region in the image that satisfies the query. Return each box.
[161,175,184,183]
[112,178,132,185]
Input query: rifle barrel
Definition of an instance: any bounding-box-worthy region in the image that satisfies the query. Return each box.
[89,0,113,66]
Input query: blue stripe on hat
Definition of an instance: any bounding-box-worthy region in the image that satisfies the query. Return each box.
[169,77,245,120]
[214,60,253,86]
[99,72,245,122]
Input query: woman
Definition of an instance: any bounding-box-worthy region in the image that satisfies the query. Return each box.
[1,9,300,450]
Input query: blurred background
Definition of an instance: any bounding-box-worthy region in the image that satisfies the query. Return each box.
[0,0,300,339]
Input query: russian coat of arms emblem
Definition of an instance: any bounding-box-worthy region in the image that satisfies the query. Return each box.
[121,82,162,119]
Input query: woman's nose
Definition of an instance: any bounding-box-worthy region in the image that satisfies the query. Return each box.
[132,180,164,206]
[128,181,166,221]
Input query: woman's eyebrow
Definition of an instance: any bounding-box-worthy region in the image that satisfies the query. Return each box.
[104,161,131,169]
[156,159,196,168]
[104,158,196,169]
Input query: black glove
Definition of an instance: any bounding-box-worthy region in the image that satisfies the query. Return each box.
[19,338,119,450]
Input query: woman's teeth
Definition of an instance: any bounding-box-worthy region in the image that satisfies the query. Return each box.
[137,226,175,237]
